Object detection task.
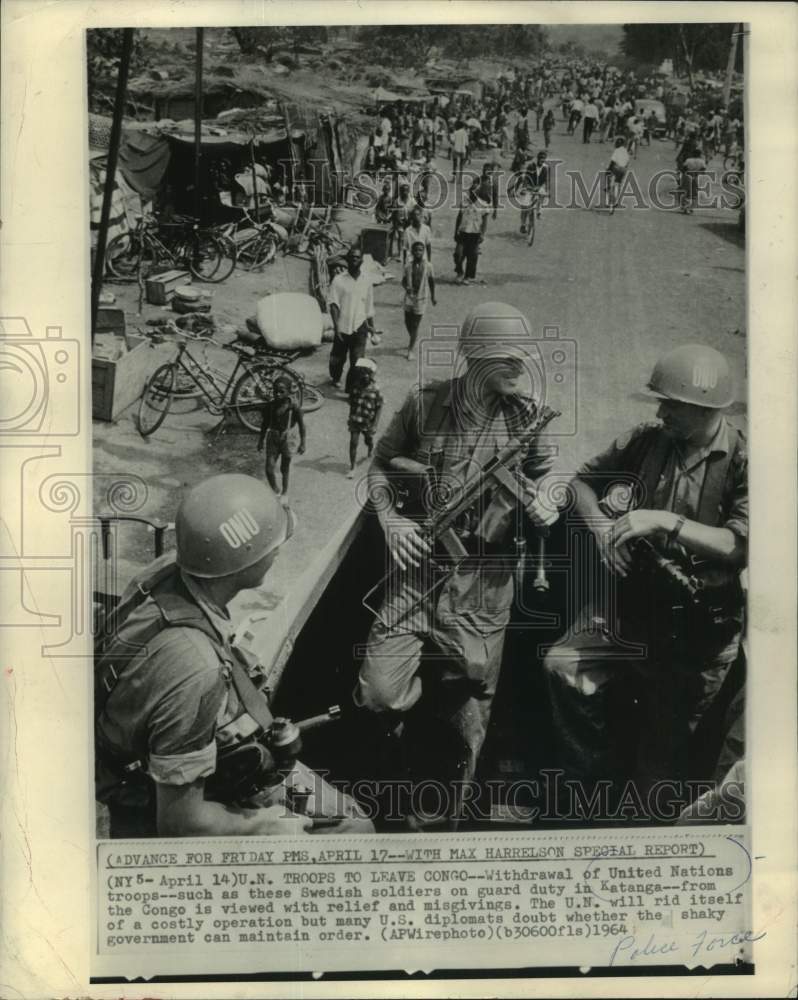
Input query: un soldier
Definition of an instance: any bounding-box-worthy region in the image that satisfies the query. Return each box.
[356,303,558,818]
[543,344,747,816]
[96,474,373,838]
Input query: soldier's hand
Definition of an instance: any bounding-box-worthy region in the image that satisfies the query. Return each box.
[612,509,670,547]
[593,519,633,577]
[251,804,312,836]
[385,515,431,571]
[520,477,558,529]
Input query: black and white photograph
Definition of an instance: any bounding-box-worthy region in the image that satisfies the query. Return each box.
[90,19,748,839]
[0,1,796,994]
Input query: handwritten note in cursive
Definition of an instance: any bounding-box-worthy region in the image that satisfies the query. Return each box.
[609,928,766,967]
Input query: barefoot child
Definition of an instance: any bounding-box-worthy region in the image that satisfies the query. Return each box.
[346,358,383,478]
[402,240,436,361]
[257,376,306,496]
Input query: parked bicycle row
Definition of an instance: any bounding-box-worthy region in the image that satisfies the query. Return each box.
[105,203,350,284]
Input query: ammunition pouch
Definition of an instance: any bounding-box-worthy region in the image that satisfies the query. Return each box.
[205,737,281,804]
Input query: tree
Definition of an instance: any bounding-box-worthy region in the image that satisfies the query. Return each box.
[357,24,549,68]
[87,28,145,113]
[621,23,742,83]
[358,25,451,68]
[231,25,328,59]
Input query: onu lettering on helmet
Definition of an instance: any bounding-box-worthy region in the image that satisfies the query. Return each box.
[218,508,261,549]
[692,362,718,390]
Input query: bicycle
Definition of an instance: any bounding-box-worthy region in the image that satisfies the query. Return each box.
[604,169,624,214]
[105,215,235,284]
[218,209,287,271]
[521,190,543,246]
[137,332,322,438]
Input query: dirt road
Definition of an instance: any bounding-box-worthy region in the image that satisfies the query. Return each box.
[94,113,745,676]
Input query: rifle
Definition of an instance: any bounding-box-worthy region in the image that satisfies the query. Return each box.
[603,529,743,658]
[363,405,560,630]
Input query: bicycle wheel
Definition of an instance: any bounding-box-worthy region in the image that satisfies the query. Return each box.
[137,363,175,437]
[185,234,225,282]
[300,384,324,414]
[105,233,156,281]
[215,231,239,274]
[232,365,304,432]
[244,234,277,270]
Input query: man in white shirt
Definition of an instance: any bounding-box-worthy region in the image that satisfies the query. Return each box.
[604,137,630,205]
[582,100,599,143]
[568,95,584,135]
[328,247,376,393]
[451,120,469,181]
[454,182,489,284]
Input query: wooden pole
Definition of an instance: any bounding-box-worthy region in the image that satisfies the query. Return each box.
[250,138,260,223]
[91,28,134,346]
[280,100,297,200]
[193,27,204,221]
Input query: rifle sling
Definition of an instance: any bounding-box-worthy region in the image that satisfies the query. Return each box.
[229,659,274,733]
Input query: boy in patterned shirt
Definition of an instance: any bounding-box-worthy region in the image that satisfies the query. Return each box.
[346,358,383,479]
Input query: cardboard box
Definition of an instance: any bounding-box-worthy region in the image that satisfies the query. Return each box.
[145,269,191,305]
[96,307,126,335]
[92,336,156,421]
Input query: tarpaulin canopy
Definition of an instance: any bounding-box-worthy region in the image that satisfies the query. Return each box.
[89,113,170,202]
[117,130,171,199]
[165,125,299,147]
[89,156,144,246]
[374,87,403,103]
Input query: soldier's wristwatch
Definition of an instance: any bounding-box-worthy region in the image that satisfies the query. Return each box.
[668,514,686,544]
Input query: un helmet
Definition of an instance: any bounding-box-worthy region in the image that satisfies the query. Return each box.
[459,302,533,361]
[646,343,735,408]
[176,474,293,579]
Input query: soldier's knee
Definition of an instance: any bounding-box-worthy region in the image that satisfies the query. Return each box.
[542,644,580,684]
[356,667,418,714]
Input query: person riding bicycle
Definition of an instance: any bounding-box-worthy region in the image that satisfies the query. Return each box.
[678,141,707,215]
[605,137,630,203]
[542,108,556,148]
[625,113,644,157]
[509,152,546,237]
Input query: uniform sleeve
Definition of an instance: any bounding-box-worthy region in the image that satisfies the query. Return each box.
[144,628,226,786]
[577,424,650,480]
[521,432,555,481]
[373,390,419,465]
[723,442,748,540]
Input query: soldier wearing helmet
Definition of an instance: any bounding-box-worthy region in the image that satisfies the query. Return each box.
[95,474,373,838]
[543,344,747,816]
[356,302,558,824]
